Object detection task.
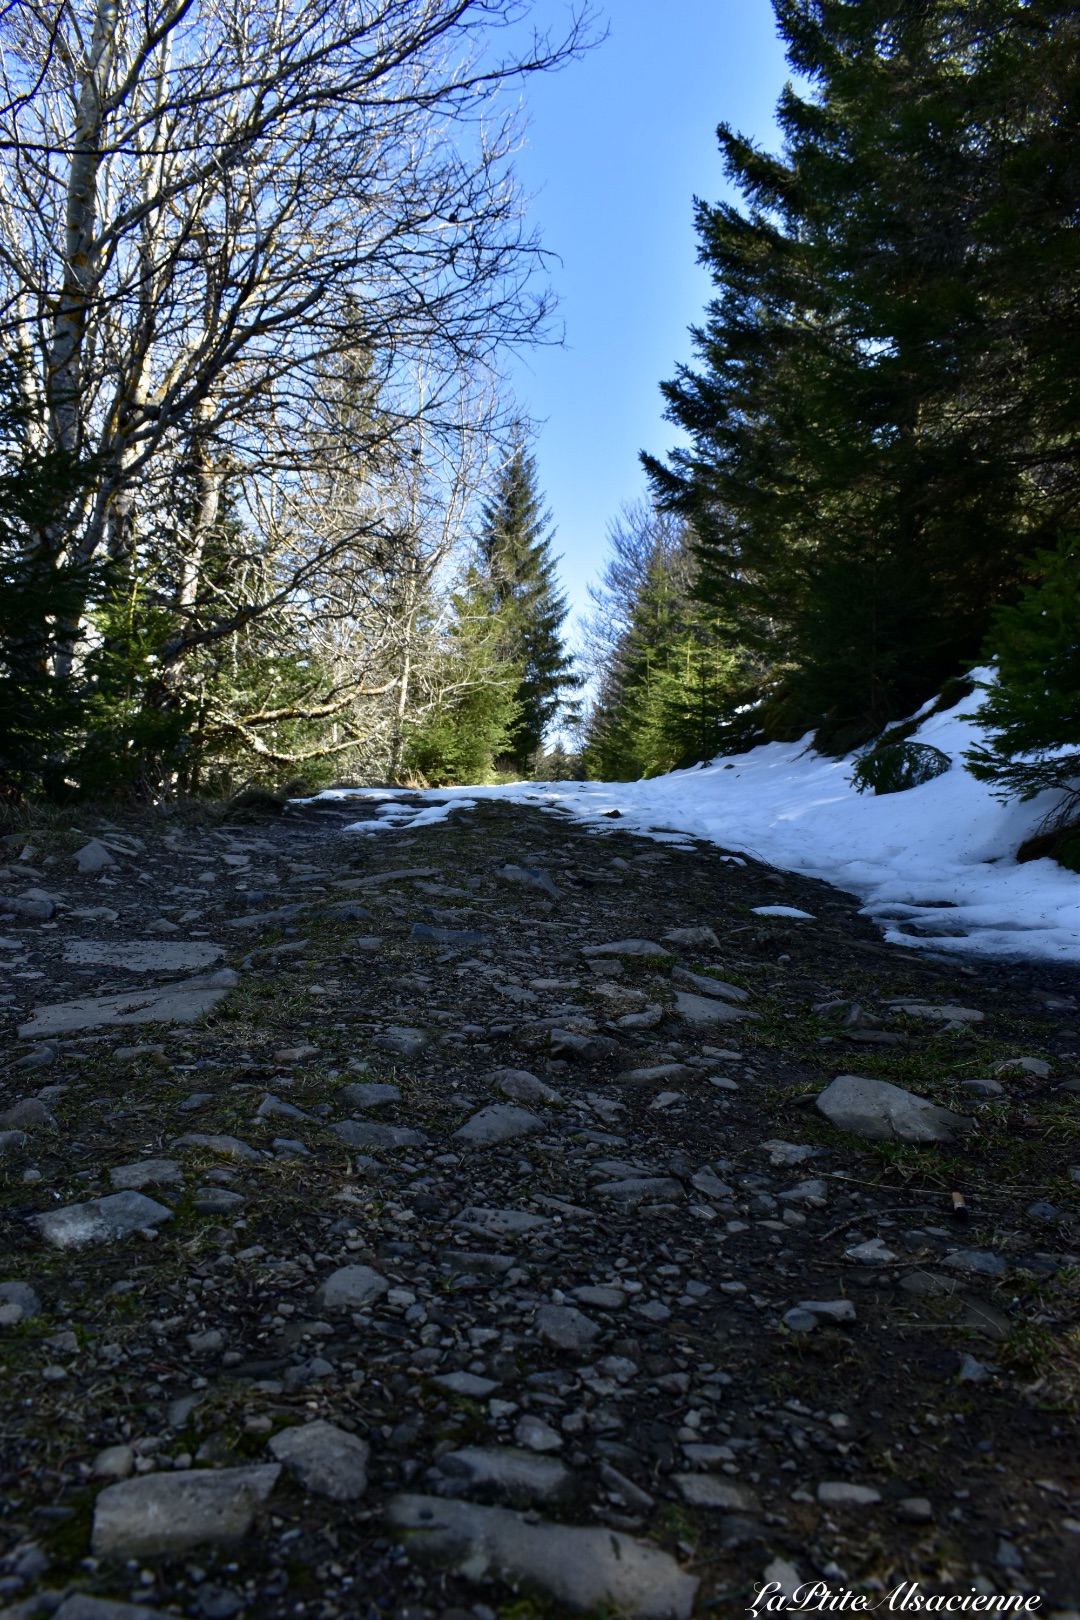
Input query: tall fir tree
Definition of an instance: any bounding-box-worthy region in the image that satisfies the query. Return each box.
[580,506,746,779]
[645,0,1080,754]
[479,444,577,772]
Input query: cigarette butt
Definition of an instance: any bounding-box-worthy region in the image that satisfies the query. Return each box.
[950,1191,968,1219]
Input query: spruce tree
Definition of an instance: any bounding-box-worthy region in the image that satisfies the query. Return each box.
[0,365,98,796]
[581,512,743,780]
[966,534,1080,814]
[645,0,1080,753]
[479,444,577,773]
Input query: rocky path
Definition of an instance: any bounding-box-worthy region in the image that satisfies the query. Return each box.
[1,793,1079,1620]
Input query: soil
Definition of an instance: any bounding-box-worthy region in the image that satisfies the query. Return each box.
[0,791,1078,1619]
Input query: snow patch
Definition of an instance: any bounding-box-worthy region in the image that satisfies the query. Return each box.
[301,687,1080,961]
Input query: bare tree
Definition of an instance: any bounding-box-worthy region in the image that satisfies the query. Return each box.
[0,0,590,635]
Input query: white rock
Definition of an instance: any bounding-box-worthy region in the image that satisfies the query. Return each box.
[618,1063,696,1088]
[0,1280,41,1323]
[582,939,667,957]
[433,1370,499,1397]
[338,1081,401,1109]
[992,1055,1050,1078]
[752,905,814,919]
[454,1206,549,1238]
[387,1494,698,1620]
[91,1464,280,1557]
[594,1176,685,1206]
[173,1132,262,1162]
[34,1191,173,1249]
[332,1119,425,1150]
[778,1178,828,1207]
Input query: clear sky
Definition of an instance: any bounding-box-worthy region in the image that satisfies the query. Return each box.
[504,1,791,634]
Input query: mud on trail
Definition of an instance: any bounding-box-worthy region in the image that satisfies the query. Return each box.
[0,791,1078,1620]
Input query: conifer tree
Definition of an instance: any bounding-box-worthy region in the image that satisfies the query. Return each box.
[966,535,1080,813]
[479,444,577,773]
[581,504,745,779]
[646,0,1080,753]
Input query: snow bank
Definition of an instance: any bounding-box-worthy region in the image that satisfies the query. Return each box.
[309,692,1080,962]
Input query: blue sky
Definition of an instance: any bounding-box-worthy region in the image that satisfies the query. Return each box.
[504,1,791,633]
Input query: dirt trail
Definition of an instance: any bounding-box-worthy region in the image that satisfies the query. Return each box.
[1,793,1078,1620]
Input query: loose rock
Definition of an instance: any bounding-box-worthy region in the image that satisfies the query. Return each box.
[33,1191,173,1248]
[268,1420,369,1501]
[387,1494,698,1620]
[816,1074,972,1143]
[91,1465,280,1557]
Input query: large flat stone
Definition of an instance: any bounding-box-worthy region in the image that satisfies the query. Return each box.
[387,1495,698,1620]
[226,904,307,929]
[673,1474,760,1512]
[438,1446,572,1505]
[338,1081,401,1110]
[454,1206,550,1238]
[315,1264,389,1310]
[453,1104,545,1148]
[410,923,490,947]
[19,970,238,1037]
[672,991,752,1025]
[816,1074,973,1143]
[62,941,224,974]
[331,1120,425,1150]
[582,939,667,957]
[173,1132,263,1162]
[335,867,441,888]
[618,1063,696,1088]
[594,1176,685,1206]
[91,1465,279,1557]
[109,1159,183,1191]
[34,1191,174,1249]
[53,1595,174,1620]
[487,1068,562,1105]
[670,966,748,1003]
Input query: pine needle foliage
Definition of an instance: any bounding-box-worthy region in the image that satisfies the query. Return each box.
[478,444,577,772]
[966,535,1080,816]
[645,0,1080,754]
